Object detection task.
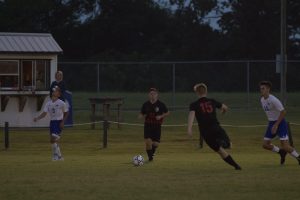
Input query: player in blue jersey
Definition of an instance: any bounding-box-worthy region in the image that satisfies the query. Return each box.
[139,88,169,161]
[50,71,66,101]
[188,83,241,170]
[260,81,300,165]
[34,86,69,161]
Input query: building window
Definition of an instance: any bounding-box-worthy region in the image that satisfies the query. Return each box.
[35,60,50,90]
[21,60,33,89]
[0,59,50,91]
[0,60,19,90]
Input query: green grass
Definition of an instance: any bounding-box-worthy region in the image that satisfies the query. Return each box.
[1,92,300,200]
[1,125,300,200]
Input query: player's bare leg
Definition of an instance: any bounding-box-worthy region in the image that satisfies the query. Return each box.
[51,134,63,161]
[280,140,300,165]
[152,141,159,156]
[145,138,153,161]
[263,140,287,164]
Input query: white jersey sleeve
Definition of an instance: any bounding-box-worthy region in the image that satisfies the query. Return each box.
[43,101,50,113]
[261,94,284,121]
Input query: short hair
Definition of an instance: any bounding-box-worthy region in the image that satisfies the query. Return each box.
[193,83,207,94]
[149,87,158,93]
[52,85,61,93]
[56,70,63,75]
[55,71,63,79]
[259,81,272,89]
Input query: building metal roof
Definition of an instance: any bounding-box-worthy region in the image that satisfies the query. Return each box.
[0,32,63,54]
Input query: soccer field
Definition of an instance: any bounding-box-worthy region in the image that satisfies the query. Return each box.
[1,92,300,200]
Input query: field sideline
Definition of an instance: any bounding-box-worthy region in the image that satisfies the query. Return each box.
[1,92,300,200]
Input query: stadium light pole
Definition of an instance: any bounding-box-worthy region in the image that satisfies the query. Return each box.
[172,63,176,110]
[280,0,287,105]
[97,63,100,92]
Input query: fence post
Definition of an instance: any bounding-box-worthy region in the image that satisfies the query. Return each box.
[103,120,108,148]
[246,61,250,110]
[4,122,9,150]
[172,63,176,110]
[97,63,100,92]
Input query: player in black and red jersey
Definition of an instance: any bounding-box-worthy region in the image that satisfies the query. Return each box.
[187,83,241,170]
[139,88,169,161]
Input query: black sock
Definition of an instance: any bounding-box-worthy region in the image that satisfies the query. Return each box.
[152,145,157,155]
[279,149,286,154]
[224,155,241,170]
[146,150,153,161]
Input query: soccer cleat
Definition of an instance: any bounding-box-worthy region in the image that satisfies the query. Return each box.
[148,157,153,162]
[235,166,242,170]
[52,153,58,161]
[279,149,287,165]
[52,154,64,161]
[57,156,64,161]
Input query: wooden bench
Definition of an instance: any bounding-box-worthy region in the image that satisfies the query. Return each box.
[88,97,124,129]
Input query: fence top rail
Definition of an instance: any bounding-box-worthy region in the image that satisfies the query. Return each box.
[59,60,300,65]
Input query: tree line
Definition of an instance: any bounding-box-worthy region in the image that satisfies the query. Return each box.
[1,0,299,61]
[1,0,300,91]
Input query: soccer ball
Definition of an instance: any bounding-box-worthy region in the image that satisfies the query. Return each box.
[132,155,144,166]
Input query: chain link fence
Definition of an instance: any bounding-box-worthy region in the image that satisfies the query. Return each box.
[58,60,300,109]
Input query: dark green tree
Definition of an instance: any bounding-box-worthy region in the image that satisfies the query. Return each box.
[217,0,300,59]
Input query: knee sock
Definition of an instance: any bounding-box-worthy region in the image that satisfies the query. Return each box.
[146,150,153,160]
[223,155,241,169]
[272,145,280,153]
[152,145,157,155]
[278,148,286,155]
[290,149,300,158]
[52,143,58,158]
[56,144,62,157]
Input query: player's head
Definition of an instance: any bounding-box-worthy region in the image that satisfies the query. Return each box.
[52,85,61,98]
[148,87,158,101]
[55,70,63,81]
[259,81,272,96]
[193,83,207,96]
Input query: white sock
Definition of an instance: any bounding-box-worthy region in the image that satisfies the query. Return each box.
[290,150,300,158]
[52,143,58,158]
[272,145,280,153]
[56,145,62,157]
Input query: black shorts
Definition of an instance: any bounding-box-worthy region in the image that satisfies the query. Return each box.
[200,126,231,151]
[144,125,161,142]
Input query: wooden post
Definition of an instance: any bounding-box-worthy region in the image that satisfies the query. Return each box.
[4,122,9,149]
[117,103,122,129]
[103,120,108,148]
[91,103,96,129]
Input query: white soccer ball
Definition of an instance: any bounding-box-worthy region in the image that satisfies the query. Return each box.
[132,155,144,166]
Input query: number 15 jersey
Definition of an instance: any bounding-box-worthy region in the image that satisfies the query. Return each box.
[189,97,222,129]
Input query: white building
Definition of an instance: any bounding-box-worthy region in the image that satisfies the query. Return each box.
[0,32,63,127]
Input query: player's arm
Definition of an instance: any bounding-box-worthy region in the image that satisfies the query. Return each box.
[271,98,286,134]
[187,111,195,137]
[215,100,227,114]
[220,104,228,114]
[60,111,69,129]
[138,113,145,119]
[34,112,47,122]
[272,109,286,134]
[59,103,69,128]
[156,111,170,120]
[138,104,146,119]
